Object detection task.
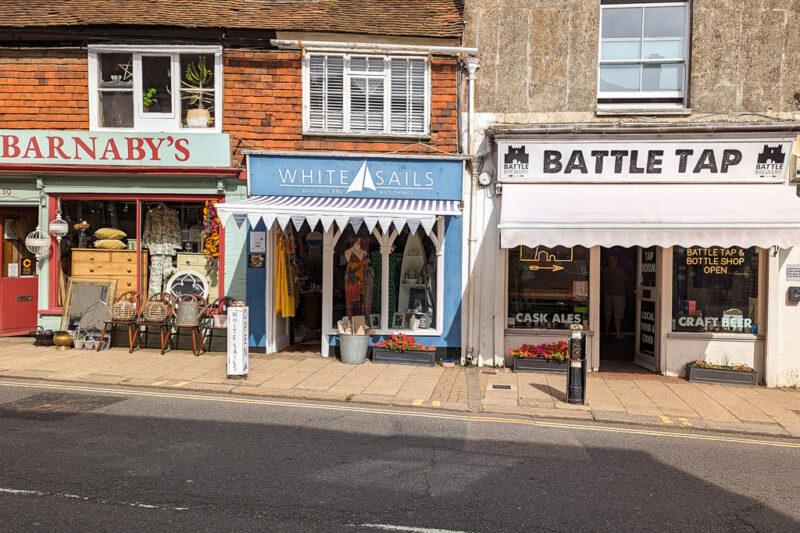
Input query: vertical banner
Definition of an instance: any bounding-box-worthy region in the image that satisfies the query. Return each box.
[227,306,249,377]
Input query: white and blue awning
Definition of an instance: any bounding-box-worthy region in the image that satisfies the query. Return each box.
[216,195,461,234]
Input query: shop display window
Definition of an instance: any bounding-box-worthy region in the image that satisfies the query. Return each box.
[332,226,382,328]
[390,228,437,330]
[672,246,759,334]
[1,211,37,278]
[507,246,590,330]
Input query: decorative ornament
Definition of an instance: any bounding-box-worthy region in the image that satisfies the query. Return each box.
[25,225,51,260]
[203,200,221,271]
[48,208,69,243]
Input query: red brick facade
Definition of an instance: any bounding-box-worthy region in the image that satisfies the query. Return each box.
[0,47,460,164]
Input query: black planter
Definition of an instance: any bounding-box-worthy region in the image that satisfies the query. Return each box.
[685,363,757,386]
[372,347,436,366]
[513,355,568,373]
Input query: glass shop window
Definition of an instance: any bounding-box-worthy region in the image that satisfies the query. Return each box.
[507,246,590,330]
[391,229,437,330]
[672,247,760,334]
[332,227,382,329]
[98,53,134,128]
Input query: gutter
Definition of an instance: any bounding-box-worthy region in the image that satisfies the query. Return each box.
[270,39,478,56]
[488,122,800,137]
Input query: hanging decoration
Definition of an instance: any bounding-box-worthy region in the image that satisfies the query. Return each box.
[203,200,221,271]
[25,225,51,260]
[48,204,69,243]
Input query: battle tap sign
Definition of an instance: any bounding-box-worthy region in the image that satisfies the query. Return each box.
[520,245,574,272]
[497,137,795,182]
[685,247,746,275]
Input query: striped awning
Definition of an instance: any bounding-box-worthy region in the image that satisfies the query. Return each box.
[216,195,461,234]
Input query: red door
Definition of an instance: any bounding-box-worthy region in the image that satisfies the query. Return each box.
[0,208,39,336]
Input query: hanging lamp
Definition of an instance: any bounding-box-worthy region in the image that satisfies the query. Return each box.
[48,202,69,243]
[25,225,51,260]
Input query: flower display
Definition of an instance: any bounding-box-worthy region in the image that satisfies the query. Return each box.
[375,333,435,352]
[73,220,90,231]
[203,200,221,271]
[509,341,569,362]
[690,360,753,372]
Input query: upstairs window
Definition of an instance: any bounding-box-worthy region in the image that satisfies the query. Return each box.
[305,53,428,136]
[89,46,222,132]
[598,1,690,105]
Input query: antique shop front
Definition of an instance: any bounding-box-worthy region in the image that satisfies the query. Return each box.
[491,128,800,384]
[217,151,464,358]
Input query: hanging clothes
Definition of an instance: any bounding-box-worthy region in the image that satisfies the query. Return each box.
[275,235,296,318]
[143,204,181,296]
[344,243,369,316]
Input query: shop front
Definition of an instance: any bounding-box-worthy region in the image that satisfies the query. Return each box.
[217,152,464,358]
[0,130,244,336]
[493,130,800,384]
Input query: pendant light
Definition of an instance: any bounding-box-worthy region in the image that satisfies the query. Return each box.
[25,225,51,260]
[48,200,69,243]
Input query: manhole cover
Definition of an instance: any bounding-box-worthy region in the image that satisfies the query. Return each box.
[492,384,512,390]
[0,392,126,421]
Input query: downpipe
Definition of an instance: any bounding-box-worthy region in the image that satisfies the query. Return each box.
[463,57,480,366]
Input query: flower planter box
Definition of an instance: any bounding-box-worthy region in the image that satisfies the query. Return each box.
[685,363,757,387]
[513,355,568,373]
[372,347,435,367]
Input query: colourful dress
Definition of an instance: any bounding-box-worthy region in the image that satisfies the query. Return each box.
[345,249,368,316]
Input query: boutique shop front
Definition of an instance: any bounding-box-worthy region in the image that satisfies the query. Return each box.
[0,130,244,335]
[492,130,800,384]
[217,152,464,358]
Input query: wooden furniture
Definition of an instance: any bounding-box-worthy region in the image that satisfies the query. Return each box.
[131,292,174,354]
[70,248,148,299]
[201,296,233,352]
[171,294,207,356]
[97,291,143,353]
[175,252,218,302]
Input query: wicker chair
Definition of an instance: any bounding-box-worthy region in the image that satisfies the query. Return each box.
[131,292,175,354]
[201,296,233,352]
[171,294,207,357]
[97,291,143,353]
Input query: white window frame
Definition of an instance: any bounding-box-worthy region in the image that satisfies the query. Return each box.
[597,1,690,105]
[88,44,223,133]
[302,52,431,137]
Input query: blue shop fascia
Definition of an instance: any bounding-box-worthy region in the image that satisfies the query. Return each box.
[218,151,465,359]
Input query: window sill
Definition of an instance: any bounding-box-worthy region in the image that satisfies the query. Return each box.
[88,127,223,134]
[303,131,432,141]
[667,332,764,342]
[505,328,594,337]
[327,328,442,337]
[596,105,693,117]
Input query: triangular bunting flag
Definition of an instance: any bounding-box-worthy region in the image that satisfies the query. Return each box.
[247,213,262,230]
[350,216,364,233]
[420,217,436,235]
[276,214,291,230]
[262,214,276,231]
[306,214,321,230]
[320,216,335,232]
[218,210,233,227]
[377,217,394,234]
[334,215,350,232]
[363,217,378,233]
[291,215,306,231]
[406,218,421,235]
[232,213,248,229]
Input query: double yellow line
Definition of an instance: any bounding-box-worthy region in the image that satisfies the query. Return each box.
[1,379,799,449]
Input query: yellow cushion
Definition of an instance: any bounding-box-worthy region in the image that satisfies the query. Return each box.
[94,227,127,240]
[94,239,127,250]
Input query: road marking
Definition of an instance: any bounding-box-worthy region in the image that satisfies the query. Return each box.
[0,486,188,511]
[660,416,673,424]
[1,379,799,449]
[679,417,693,427]
[151,380,169,386]
[174,381,190,387]
[352,524,470,533]
[412,399,423,406]
[431,400,441,407]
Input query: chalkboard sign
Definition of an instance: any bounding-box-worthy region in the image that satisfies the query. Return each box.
[638,300,656,356]
[640,247,657,288]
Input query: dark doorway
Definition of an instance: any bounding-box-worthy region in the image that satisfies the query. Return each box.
[599,246,638,370]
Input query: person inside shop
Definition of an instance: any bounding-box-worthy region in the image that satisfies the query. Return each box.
[602,254,627,339]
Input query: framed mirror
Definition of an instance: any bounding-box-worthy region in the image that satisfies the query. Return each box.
[165,270,208,300]
[61,277,118,332]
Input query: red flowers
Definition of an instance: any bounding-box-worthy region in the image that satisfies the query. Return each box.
[375,333,435,352]
[690,360,753,371]
[509,341,569,362]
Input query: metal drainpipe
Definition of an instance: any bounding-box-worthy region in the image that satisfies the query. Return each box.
[464,57,480,366]
[270,39,479,57]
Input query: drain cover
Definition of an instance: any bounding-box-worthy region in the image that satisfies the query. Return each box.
[0,392,126,421]
[492,384,512,390]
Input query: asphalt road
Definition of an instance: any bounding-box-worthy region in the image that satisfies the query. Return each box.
[0,378,799,532]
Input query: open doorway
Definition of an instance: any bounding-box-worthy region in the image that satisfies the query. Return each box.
[600,246,640,372]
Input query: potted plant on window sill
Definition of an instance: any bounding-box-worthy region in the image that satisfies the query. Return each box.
[685,360,757,386]
[181,56,214,128]
[372,333,436,367]
[511,341,569,373]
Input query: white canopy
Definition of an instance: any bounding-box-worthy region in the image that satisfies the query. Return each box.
[216,195,461,234]
[499,183,800,248]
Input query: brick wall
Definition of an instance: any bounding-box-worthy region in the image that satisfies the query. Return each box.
[223,49,459,167]
[0,49,89,129]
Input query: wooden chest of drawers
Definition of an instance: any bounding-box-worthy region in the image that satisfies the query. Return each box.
[71,249,148,299]
[175,252,219,302]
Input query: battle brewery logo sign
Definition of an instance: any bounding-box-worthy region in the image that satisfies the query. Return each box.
[248,153,464,200]
[497,138,794,182]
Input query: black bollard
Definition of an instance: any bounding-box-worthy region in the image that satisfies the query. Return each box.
[567,324,586,404]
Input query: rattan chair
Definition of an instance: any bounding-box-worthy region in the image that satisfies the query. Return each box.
[131,292,175,354]
[97,291,143,353]
[201,296,233,352]
[171,294,207,356]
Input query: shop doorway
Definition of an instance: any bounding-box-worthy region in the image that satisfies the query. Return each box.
[600,246,659,372]
[0,207,38,336]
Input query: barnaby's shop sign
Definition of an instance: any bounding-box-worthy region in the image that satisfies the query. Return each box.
[498,138,794,182]
[0,130,231,168]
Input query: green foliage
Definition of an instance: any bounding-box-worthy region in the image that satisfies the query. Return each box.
[142,87,158,108]
[181,56,215,110]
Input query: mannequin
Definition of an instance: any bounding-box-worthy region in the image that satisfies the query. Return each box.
[344,239,369,316]
[143,203,180,296]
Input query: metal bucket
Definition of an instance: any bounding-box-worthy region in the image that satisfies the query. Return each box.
[339,334,370,364]
[175,300,202,326]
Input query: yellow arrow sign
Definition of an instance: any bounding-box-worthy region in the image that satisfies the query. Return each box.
[529,265,564,272]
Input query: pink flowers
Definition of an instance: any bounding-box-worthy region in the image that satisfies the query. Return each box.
[375,333,436,352]
[509,341,569,362]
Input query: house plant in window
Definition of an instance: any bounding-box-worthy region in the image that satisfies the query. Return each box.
[181,55,214,128]
[510,341,569,373]
[372,333,436,367]
[685,360,757,387]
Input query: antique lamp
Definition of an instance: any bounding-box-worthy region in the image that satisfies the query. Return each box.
[48,206,69,243]
[25,225,51,260]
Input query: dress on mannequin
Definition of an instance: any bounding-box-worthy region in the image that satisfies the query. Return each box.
[344,240,368,316]
[142,203,181,296]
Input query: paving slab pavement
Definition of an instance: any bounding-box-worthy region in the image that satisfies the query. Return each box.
[2,338,800,438]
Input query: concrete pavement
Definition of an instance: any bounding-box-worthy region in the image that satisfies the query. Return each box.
[2,335,800,438]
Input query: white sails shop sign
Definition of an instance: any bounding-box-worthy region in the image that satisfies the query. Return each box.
[497,138,795,183]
